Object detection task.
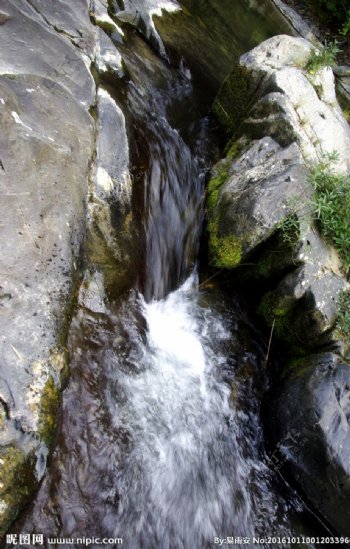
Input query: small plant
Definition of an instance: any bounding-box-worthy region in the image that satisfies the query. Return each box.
[277,213,300,244]
[310,151,350,272]
[307,40,341,73]
[336,289,350,343]
[341,10,350,38]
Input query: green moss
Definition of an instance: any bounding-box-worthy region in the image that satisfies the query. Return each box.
[225,136,250,159]
[208,218,242,269]
[257,254,276,278]
[212,64,255,137]
[0,446,37,539]
[258,291,295,331]
[207,164,229,213]
[206,141,249,270]
[38,376,60,449]
[335,288,350,353]
[279,356,311,382]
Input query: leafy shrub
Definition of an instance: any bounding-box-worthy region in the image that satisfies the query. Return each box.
[276,152,350,273]
[307,40,341,72]
[277,213,300,244]
[341,9,350,36]
[310,152,350,272]
[314,0,350,25]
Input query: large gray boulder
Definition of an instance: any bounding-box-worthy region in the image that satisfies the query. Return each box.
[270,353,350,535]
[240,35,350,173]
[214,35,350,173]
[210,136,310,265]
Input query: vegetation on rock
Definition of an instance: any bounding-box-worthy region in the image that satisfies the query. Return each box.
[212,65,256,137]
[307,40,341,72]
[310,152,350,272]
[336,288,350,346]
[313,0,350,36]
[208,218,243,269]
[0,447,37,539]
[38,376,61,449]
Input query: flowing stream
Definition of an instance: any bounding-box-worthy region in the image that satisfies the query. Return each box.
[11,2,329,548]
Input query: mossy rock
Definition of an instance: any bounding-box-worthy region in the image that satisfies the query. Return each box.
[258,290,295,324]
[38,376,61,450]
[208,217,243,269]
[206,138,251,270]
[257,290,305,353]
[212,64,258,137]
[0,446,38,539]
[207,159,231,214]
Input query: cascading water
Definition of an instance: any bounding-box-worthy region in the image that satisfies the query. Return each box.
[10,4,328,548]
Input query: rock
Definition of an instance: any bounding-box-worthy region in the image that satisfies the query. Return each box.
[93,88,131,205]
[115,0,180,57]
[88,88,137,294]
[269,352,350,535]
[0,0,98,536]
[209,35,350,349]
[333,66,350,78]
[95,28,124,79]
[240,34,312,72]
[91,0,125,41]
[209,136,310,268]
[78,271,107,315]
[257,222,348,349]
[268,0,319,44]
[269,0,350,107]
[214,35,350,173]
[19,0,98,58]
[0,0,95,108]
[240,36,350,173]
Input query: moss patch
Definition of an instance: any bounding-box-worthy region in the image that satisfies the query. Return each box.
[207,161,230,213]
[258,291,296,337]
[0,446,37,539]
[208,218,242,269]
[212,64,256,137]
[206,144,249,270]
[38,376,60,449]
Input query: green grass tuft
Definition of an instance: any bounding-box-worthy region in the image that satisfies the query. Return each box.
[307,40,341,73]
[310,153,350,272]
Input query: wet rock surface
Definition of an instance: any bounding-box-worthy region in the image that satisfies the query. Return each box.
[87,87,137,295]
[270,352,350,535]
